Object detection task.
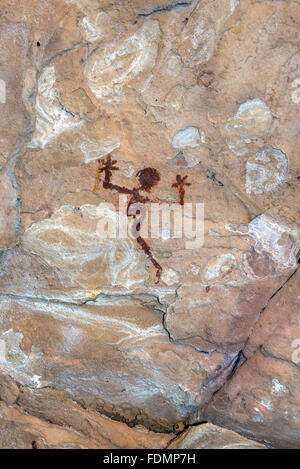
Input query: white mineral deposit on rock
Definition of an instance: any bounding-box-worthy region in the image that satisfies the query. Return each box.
[79,13,106,42]
[203,253,236,284]
[225,99,274,156]
[30,66,83,148]
[161,268,180,286]
[271,378,289,396]
[84,20,161,100]
[0,328,44,388]
[246,147,288,194]
[247,213,300,268]
[172,126,201,148]
[291,78,300,104]
[21,205,146,291]
[164,85,187,110]
[80,137,120,163]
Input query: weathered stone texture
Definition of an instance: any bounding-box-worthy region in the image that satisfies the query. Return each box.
[168,422,266,449]
[0,0,299,448]
[204,270,300,449]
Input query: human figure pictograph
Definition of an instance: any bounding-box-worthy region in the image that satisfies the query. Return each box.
[172,175,191,206]
[95,155,190,283]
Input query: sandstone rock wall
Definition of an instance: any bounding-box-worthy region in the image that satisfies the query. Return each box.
[0,0,299,449]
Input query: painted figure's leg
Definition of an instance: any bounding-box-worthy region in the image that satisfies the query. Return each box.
[136,235,162,283]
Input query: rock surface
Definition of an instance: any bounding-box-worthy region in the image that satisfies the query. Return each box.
[168,422,266,449]
[0,0,299,449]
[204,269,300,449]
[0,399,172,449]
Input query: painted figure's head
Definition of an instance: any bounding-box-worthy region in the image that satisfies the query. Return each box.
[136,167,160,192]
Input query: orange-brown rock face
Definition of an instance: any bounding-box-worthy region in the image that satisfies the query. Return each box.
[204,270,300,449]
[168,422,267,449]
[0,0,299,449]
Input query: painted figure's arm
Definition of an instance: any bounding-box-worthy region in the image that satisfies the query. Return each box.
[103,179,133,194]
[98,155,133,195]
[148,175,191,205]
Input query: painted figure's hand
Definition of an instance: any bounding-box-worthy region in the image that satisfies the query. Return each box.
[172,174,191,205]
[99,154,119,174]
[172,174,190,190]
